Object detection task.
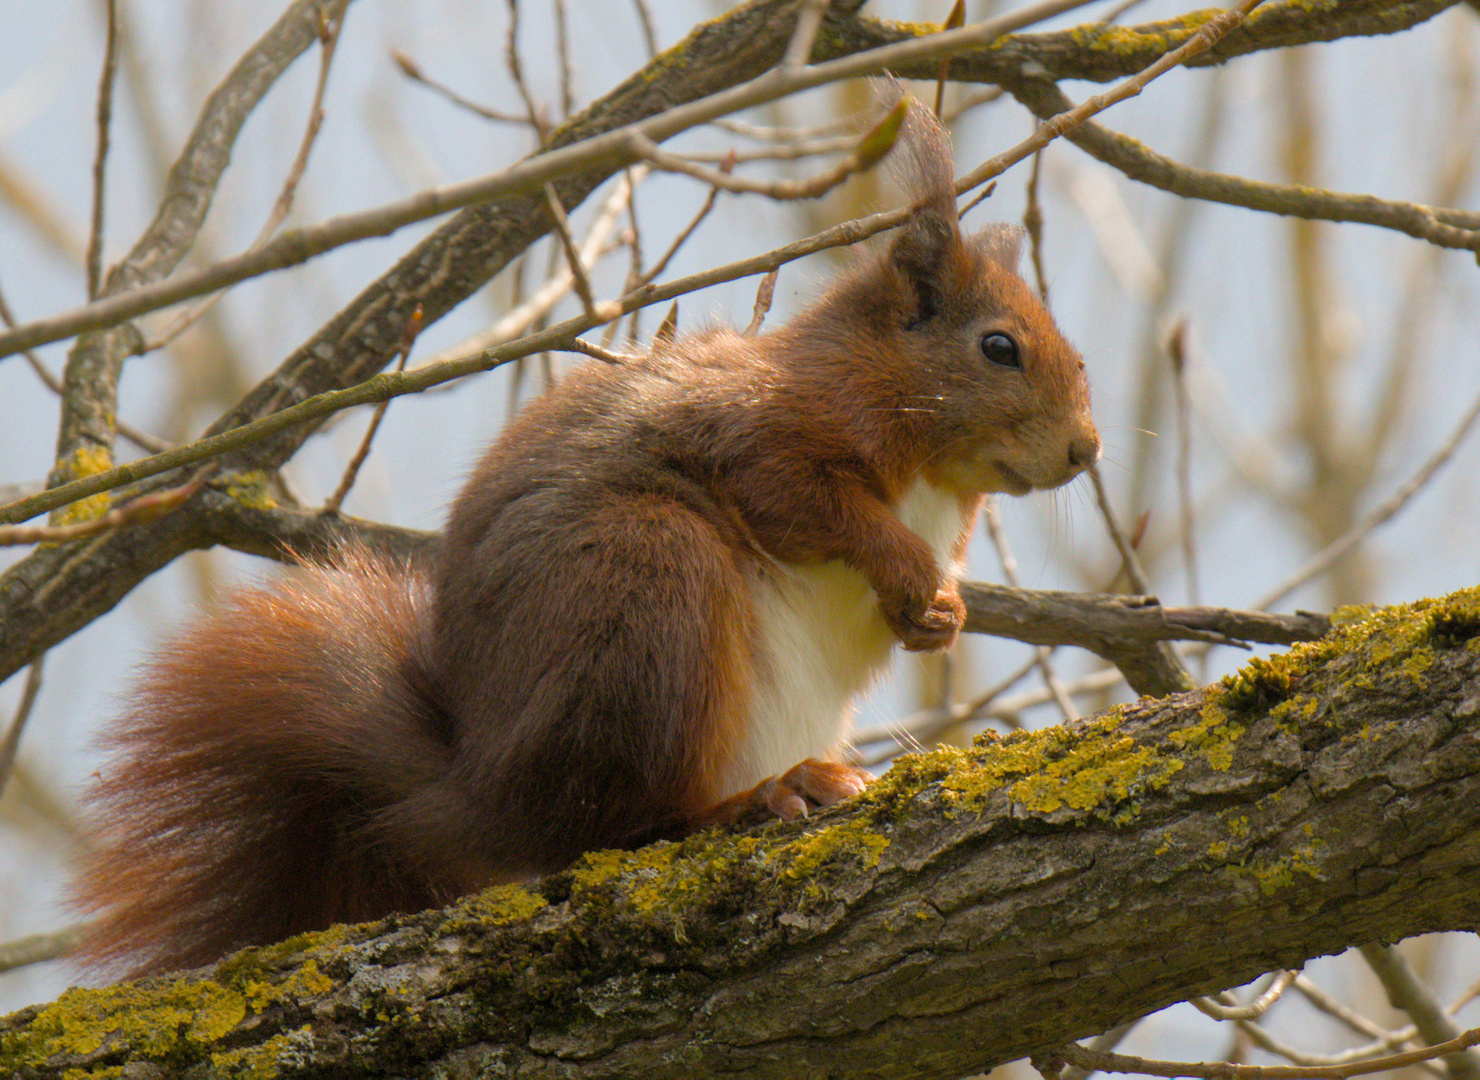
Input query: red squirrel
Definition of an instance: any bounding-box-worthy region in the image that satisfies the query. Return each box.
[72,96,1099,978]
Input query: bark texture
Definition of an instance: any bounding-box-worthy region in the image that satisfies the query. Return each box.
[4,590,1479,1078]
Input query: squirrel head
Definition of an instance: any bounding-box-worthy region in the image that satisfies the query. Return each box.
[814,89,1101,498]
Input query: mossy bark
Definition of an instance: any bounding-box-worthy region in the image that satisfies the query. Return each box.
[5,589,1479,1079]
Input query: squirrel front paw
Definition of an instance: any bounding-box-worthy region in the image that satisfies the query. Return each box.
[883,584,965,652]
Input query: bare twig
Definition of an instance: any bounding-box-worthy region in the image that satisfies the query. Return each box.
[782,0,831,69]
[544,183,607,322]
[563,337,637,366]
[1360,943,1480,1080]
[324,304,424,514]
[936,0,968,116]
[622,96,903,201]
[0,280,168,455]
[1167,318,1200,604]
[553,0,575,118]
[1055,1025,1480,1080]
[959,0,1268,194]
[1024,148,1049,300]
[630,0,658,58]
[0,657,44,800]
[1089,464,1154,595]
[1293,974,1419,1049]
[391,50,527,124]
[504,0,547,139]
[0,470,211,547]
[744,269,779,335]
[147,2,348,351]
[85,0,120,300]
[1257,383,1480,610]
[1193,972,1297,1021]
[635,176,725,288]
[0,0,1100,363]
[983,497,1079,720]
[0,923,88,975]
[427,169,641,367]
[1004,78,1480,254]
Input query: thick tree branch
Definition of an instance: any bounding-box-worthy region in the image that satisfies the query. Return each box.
[4,590,1478,1077]
[49,0,351,497]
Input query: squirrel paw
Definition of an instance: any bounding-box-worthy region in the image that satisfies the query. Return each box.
[699,759,871,828]
[885,585,964,653]
[759,758,873,821]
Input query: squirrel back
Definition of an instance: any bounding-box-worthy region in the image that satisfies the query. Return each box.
[72,95,1099,978]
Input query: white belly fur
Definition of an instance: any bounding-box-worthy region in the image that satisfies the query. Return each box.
[717,477,968,794]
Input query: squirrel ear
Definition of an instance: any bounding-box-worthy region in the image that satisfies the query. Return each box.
[876,78,965,326]
[974,223,1027,271]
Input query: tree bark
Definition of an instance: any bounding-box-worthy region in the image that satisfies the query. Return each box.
[5,590,1478,1078]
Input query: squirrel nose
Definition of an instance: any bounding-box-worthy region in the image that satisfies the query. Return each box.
[1068,429,1101,473]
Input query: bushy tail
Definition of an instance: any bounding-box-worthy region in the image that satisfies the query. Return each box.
[72,549,476,978]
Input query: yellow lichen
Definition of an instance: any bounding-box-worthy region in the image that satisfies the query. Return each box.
[444,882,550,931]
[51,444,114,525]
[224,469,278,511]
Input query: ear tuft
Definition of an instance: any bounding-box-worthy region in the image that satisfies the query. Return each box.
[874,77,964,326]
[974,223,1027,271]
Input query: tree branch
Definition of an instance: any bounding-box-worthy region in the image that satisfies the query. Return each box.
[5,590,1478,1076]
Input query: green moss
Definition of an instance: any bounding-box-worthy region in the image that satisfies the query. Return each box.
[1428,591,1480,648]
[1218,654,1300,715]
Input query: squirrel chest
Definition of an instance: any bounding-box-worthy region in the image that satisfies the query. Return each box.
[730,475,970,794]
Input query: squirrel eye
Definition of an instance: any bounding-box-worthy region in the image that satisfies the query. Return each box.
[980,332,1021,369]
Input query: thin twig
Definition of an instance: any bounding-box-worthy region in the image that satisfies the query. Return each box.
[1005,77,1480,254]
[782,0,831,69]
[324,304,424,514]
[1055,1025,1480,1080]
[85,0,120,300]
[0,0,1186,364]
[391,50,528,124]
[1167,318,1200,604]
[1024,148,1048,300]
[0,280,168,454]
[1360,943,1480,1080]
[0,470,211,547]
[564,337,637,365]
[0,923,88,975]
[1088,465,1153,595]
[960,0,1268,195]
[635,176,725,288]
[0,657,44,800]
[1293,974,1419,1050]
[553,0,575,118]
[630,0,658,59]
[148,4,347,351]
[744,269,779,335]
[622,100,902,201]
[1258,383,1480,610]
[504,0,547,139]
[544,183,609,323]
[935,0,967,116]
[983,497,1079,720]
[1193,972,1297,1021]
